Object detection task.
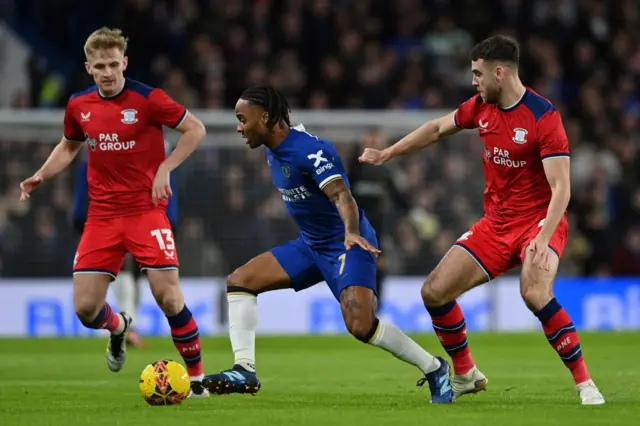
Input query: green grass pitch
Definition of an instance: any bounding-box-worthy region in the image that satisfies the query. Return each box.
[0,333,638,426]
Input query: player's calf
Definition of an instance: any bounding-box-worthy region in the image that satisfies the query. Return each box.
[521,249,604,404]
[340,285,452,403]
[74,272,114,327]
[74,273,132,371]
[227,252,291,371]
[420,247,487,377]
[203,252,292,397]
[147,270,206,394]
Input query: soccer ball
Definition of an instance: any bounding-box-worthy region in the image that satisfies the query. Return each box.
[139,359,191,406]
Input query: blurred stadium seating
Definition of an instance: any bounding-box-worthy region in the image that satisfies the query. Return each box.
[0,0,639,280]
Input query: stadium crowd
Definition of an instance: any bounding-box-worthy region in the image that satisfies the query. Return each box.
[1,0,639,278]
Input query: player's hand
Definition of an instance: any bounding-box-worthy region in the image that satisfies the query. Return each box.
[358,148,389,166]
[528,234,551,271]
[345,232,381,256]
[152,164,173,205]
[19,174,44,202]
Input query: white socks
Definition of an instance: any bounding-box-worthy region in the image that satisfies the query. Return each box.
[369,319,441,374]
[228,293,258,372]
[112,271,137,324]
[226,293,439,376]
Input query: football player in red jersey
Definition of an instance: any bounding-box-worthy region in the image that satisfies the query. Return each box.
[19,27,210,397]
[359,35,604,405]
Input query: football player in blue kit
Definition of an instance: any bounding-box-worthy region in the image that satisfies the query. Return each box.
[203,85,453,404]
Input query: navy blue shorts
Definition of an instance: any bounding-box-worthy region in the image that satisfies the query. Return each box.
[271,237,378,300]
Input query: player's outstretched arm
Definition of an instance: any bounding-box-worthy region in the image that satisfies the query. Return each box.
[322,178,381,255]
[20,138,84,201]
[359,110,461,165]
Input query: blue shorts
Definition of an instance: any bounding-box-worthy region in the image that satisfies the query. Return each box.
[271,237,378,300]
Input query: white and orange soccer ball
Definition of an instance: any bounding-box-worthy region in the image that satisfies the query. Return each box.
[139,359,191,406]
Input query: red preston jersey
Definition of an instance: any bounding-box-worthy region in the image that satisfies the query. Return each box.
[63,79,187,219]
[454,89,570,224]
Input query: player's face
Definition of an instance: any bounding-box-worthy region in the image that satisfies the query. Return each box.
[235,99,269,149]
[471,59,501,104]
[85,48,128,96]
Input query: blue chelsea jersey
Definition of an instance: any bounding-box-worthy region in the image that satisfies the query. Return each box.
[266,127,376,249]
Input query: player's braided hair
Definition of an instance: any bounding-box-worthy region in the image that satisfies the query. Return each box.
[240,85,292,130]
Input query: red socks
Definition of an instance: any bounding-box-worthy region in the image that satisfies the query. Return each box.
[167,305,203,378]
[534,298,591,385]
[426,301,475,375]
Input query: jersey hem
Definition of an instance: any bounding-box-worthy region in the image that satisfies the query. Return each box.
[86,204,167,220]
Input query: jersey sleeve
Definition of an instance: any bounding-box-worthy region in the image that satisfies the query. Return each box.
[149,89,188,128]
[453,94,481,129]
[298,140,344,190]
[63,100,86,142]
[537,110,570,160]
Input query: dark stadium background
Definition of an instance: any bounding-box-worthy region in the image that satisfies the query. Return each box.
[0,0,639,279]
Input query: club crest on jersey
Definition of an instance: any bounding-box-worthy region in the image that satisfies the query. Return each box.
[121,109,138,124]
[282,164,291,178]
[512,128,528,144]
[85,133,97,151]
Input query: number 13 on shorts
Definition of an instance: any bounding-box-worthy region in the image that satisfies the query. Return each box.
[148,227,178,265]
[151,228,175,251]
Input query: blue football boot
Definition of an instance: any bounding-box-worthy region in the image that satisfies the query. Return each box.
[416,356,453,404]
[202,364,261,396]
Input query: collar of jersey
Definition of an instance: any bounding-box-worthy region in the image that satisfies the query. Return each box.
[269,128,301,153]
[498,88,529,112]
[98,79,128,101]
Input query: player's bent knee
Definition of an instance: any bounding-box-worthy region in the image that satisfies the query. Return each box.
[152,289,184,316]
[73,293,104,324]
[74,302,102,324]
[72,273,111,323]
[345,316,379,343]
[520,260,556,311]
[226,269,257,295]
[226,269,241,287]
[421,272,451,307]
[520,283,553,312]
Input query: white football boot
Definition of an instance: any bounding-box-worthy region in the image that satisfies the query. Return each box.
[576,380,605,405]
[106,312,132,372]
[452,366,488,401]
[189,381,211,398]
